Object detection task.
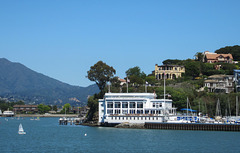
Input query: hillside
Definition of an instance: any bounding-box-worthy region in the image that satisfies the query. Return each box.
[0,58,99,106]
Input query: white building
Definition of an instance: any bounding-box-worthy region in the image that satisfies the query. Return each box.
[99,93,177,124]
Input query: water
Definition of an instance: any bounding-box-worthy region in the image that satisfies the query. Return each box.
[0,117,240,153]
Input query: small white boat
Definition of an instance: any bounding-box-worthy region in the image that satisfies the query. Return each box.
[18,123,26,135]
[3,109,14,117]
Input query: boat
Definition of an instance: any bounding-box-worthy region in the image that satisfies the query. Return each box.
[3,108,14,117]
[18,123,26,135]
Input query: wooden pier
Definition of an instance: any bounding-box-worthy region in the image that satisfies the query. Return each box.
[145,122,240,131]
[59,117,82,125]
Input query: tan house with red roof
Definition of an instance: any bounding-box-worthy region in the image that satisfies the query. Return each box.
[203,51,233,63]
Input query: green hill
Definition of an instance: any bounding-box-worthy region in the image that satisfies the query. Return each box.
[0,58,99,106]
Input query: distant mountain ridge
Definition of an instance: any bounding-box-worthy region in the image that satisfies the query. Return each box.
[0,58,99,106]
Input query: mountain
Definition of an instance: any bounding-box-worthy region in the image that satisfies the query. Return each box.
[0,58,99,106]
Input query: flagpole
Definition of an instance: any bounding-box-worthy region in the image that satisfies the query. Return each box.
[126,77,128,93]
[164,71,166,121]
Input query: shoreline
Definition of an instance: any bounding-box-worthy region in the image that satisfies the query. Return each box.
[4,114,79,118]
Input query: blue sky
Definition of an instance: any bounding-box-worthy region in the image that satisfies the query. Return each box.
[1,1,239,87]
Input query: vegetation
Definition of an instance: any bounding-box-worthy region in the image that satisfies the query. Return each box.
[86,94,99,122]
[60,103,72,114]
[87,61,116,98]
[0,100,24,111]
[38,104,51,114]
[125,66,146,85]
[85,45,240,120]
[86,61,116,122]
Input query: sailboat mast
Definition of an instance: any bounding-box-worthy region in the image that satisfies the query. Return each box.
[187,97,189,118]
[236,96,239,117]
[199,101,200,121]
[164,71,166,117]
[228,99,231,117]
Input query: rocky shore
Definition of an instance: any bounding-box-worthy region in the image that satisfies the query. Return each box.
[115,123,145,129]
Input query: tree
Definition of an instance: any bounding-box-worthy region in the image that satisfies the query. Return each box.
[87,61,116,97]
[125,66,146,84]
[53,105,58,111]
[61,103,71,114]
[163,59,183,65]
[184,60,200,78]
[195,52,204,62]
[38,104,50,114]
[87,95,99,121]
[126,66,145,78]
[145,75,156,85]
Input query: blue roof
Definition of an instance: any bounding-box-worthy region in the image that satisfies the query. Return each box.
[180,108,197,112]
[234,69,240,72]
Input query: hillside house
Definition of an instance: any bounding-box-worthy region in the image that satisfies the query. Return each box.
[234,70,240,92]
[155,64,185,80]
[203,51,233,63]
[204,75,234,93]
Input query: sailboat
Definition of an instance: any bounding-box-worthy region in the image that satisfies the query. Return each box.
[18,123,26,135]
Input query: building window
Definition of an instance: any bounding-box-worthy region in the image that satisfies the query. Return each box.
[122,110,128,114]
[122,102,128,108]
[130,110,135,114]
[137,102,143,108]
[115,109,120,114]
[130,102,135,108]
[115,102,120,108]
[107,109,113,114]
[107,102,113,108]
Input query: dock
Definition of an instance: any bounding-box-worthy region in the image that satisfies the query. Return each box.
[59,117,84,125]
[145,122,240,131]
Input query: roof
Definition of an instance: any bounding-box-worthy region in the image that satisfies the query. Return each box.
[205,54,233,60]
[205,75,234,82]
[158,64,184,67]
[234,69,240,73]
[205,80,218,83]
[119,79,126,82]
[180,108,197,112]
[208,74,233,79]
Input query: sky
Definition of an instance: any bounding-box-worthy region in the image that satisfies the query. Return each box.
[0,1,240,87]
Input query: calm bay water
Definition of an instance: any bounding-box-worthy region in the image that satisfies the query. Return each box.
[0,117,240,153]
